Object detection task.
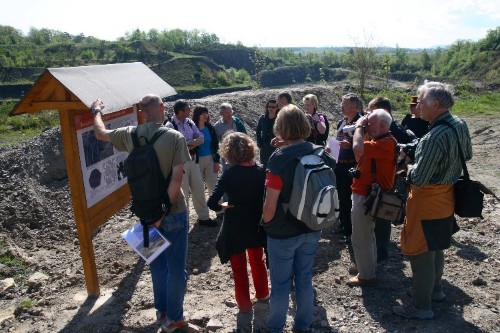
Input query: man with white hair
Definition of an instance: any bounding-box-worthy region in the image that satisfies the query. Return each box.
[213,102,247,172]
[347,109,397,286]
[393,81,472,319]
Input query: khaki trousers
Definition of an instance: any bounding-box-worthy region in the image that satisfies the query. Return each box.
[181,159,210,221]
[351,193,377,279]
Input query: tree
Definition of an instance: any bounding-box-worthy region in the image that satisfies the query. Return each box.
[420,50,432,71]
[478,26,499,51]
[200,68,216,87]
[250,49,268,87]
[381,53,391,86]
[0,25,25,45]
[391,44,408,72]
[216,71,232,86]
[348,34,377,98]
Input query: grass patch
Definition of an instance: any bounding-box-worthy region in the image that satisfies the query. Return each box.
[0,101,59,147]
[363,89,500,119]
[19,299,37,309]
[0,238,29,283]
[453,92,500,116]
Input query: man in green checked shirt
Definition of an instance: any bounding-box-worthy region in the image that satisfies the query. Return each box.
[394,81,472,320]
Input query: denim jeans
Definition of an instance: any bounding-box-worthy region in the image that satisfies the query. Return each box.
[149,211,188,322]
[267,231,321,332]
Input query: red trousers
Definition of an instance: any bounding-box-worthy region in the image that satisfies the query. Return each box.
[229,247,269,312]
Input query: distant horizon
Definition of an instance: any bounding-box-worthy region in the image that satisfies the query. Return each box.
[2,23,463,51]
[1,0,498,49]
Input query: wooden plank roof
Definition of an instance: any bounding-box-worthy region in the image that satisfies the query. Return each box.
[11,62,177,115]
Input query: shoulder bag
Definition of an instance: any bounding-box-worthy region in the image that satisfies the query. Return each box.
[434,120,498,219]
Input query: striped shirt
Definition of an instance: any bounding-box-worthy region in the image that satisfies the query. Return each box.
[407,112,472,186]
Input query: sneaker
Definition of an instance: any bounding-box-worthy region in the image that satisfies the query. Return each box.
[393,302,434,319]
[339,235,351,244]
[156,311,167,323]
[198,218,217,227]
[161,316,188,332]
[406,288,446,302]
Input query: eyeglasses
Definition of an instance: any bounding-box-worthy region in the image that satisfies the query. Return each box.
[268,105,277,109]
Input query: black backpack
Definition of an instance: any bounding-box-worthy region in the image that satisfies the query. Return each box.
[124,127,171,247]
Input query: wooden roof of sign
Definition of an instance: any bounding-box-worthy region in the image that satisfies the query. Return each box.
[10,62,177,116]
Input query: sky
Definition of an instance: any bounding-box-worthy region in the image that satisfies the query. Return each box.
[1,0,498,48]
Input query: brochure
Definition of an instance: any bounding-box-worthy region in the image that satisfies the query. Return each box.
[327,138,340,161]
[122,222,171,264]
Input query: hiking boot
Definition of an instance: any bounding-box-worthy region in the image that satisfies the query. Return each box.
[393,302,434,319]
[406,288,446,302]
[348,266,358,275]
[431,290,446,302]
[161,315,188,332]
[198,218,217,227]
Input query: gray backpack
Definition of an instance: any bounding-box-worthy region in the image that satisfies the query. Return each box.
[284,148,339,230]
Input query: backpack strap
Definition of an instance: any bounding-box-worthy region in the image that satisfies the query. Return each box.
[131,127,140,148]
[433,120,469,181]
[148,127,169,146]
[132,126,169,147]
[312,146,325,157]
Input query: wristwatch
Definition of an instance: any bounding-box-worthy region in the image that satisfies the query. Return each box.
[91,107,102,115]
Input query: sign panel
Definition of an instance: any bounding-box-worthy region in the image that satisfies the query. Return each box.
[74,108,137,208]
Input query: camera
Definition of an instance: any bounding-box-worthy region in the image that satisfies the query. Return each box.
[398,138,420,163]
[348,167,361,179]
[342,124,357,134]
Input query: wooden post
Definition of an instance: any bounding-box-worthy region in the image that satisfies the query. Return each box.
[59,109,100,296]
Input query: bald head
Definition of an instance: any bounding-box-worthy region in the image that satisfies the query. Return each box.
[140,94,165,123]
[367,109,392,138]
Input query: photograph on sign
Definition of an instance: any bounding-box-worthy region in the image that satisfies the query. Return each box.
[75,108,137,208]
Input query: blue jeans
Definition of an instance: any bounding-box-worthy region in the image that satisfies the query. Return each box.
[149,211,188,322]
[267,231,321,332]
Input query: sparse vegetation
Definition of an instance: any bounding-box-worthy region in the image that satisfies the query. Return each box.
[19,299,36,309]
[0,25,498,147]
[0,101,59,147]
